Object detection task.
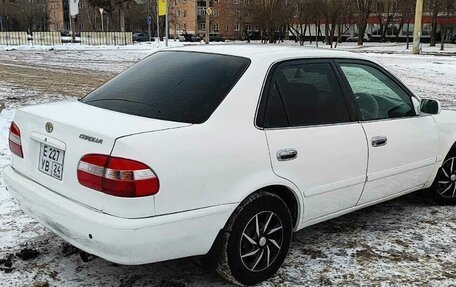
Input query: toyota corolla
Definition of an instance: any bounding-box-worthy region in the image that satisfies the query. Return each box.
[3,45,456,285]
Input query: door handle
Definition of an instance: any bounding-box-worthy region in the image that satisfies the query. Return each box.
[277,149,298,161]
[372,136,388,147]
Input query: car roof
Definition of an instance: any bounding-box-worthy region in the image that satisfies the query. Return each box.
[166,44,368,62]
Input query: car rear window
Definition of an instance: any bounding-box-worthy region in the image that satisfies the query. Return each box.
[81,51,251,124]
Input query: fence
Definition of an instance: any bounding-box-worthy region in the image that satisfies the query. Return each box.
[81,32,133,46]
[0,32,28,45]
[0,31,134,46]
[33,32,62,45]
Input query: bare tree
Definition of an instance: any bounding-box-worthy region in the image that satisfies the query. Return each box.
[428,0,444,46]
[373,0,397,42]
[395,0,415,44]
[440,0,456,50]
[289,0,313,45]
[322,0,352,47]
[354,0,373,45]
[248,0,293,43]
[87,0,135,31]
[0,0,47,32]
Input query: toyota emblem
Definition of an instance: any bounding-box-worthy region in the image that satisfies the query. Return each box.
[45,122,53,133]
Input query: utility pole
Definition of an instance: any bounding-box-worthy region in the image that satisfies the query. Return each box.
[157,2,160,45]
[412,0,424,54]
[147,0,152,42]
[205,0,210,44]
[68,2,73,43]
[165,0,169,47]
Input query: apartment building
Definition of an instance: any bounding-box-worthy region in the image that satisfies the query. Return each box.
[171,0,198,35]
[170,0,252,40]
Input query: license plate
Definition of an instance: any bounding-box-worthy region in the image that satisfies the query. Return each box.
[38,144,65,180]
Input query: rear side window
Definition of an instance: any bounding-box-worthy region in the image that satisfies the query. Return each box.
[261,62,350,128]
[81,51,250,124]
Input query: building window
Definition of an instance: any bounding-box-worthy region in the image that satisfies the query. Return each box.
[234,23,240,31]
[197,7,206,16]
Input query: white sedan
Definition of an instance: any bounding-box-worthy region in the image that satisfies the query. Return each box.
[3,45,455,285]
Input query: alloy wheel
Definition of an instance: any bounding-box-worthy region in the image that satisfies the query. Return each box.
[239,211,284,272]
[438,157,456,198]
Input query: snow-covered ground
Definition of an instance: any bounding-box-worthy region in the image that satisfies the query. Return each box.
[0,43,455,286]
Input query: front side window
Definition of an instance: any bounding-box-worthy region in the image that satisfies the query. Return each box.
[262,62,350,128]
[339,63,415,121]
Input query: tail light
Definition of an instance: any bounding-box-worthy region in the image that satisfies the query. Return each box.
[9,122,23,158]
[77,154,159,197]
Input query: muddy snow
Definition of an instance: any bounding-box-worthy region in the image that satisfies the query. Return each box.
[0,44,455,286]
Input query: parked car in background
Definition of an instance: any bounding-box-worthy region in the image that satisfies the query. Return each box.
[179,33,201,42]
[243,31,262,41]
[4,46,456,285]
[133,33,153,42]
[346,34,370,42]
[209,34,225,42]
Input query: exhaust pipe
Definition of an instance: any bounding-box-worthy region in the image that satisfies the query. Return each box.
[80,251,97,263]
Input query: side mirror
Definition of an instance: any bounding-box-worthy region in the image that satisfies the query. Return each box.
[420,99,441,115]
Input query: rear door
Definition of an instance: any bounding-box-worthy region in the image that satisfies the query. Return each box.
[336,60,439,205]
[258,59,368,221]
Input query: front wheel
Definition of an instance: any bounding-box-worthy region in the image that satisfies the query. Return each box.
[216,192,293,285]
[430,156,456,205]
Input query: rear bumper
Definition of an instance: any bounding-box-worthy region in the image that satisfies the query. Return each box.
[2,166,235,265]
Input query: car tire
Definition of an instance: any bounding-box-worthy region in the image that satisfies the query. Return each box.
[216,192,293,285]
[429,150,456,205]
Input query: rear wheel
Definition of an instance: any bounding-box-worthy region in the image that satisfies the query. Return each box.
[216,192,292,285]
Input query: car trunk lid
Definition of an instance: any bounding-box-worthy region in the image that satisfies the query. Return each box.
[10,101,190,217]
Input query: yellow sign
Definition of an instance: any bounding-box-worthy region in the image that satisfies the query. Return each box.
[158,0,167,16]
[207,7,213,16]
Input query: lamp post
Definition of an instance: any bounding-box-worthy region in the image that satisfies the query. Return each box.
[205,0,211,44]
[99,7,104,32]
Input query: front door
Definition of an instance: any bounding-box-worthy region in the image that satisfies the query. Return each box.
[337,60,439,205]
[257,60,368,221]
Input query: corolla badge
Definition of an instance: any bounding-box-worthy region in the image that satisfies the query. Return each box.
[79,134,103,144]
[45,122,53,133]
